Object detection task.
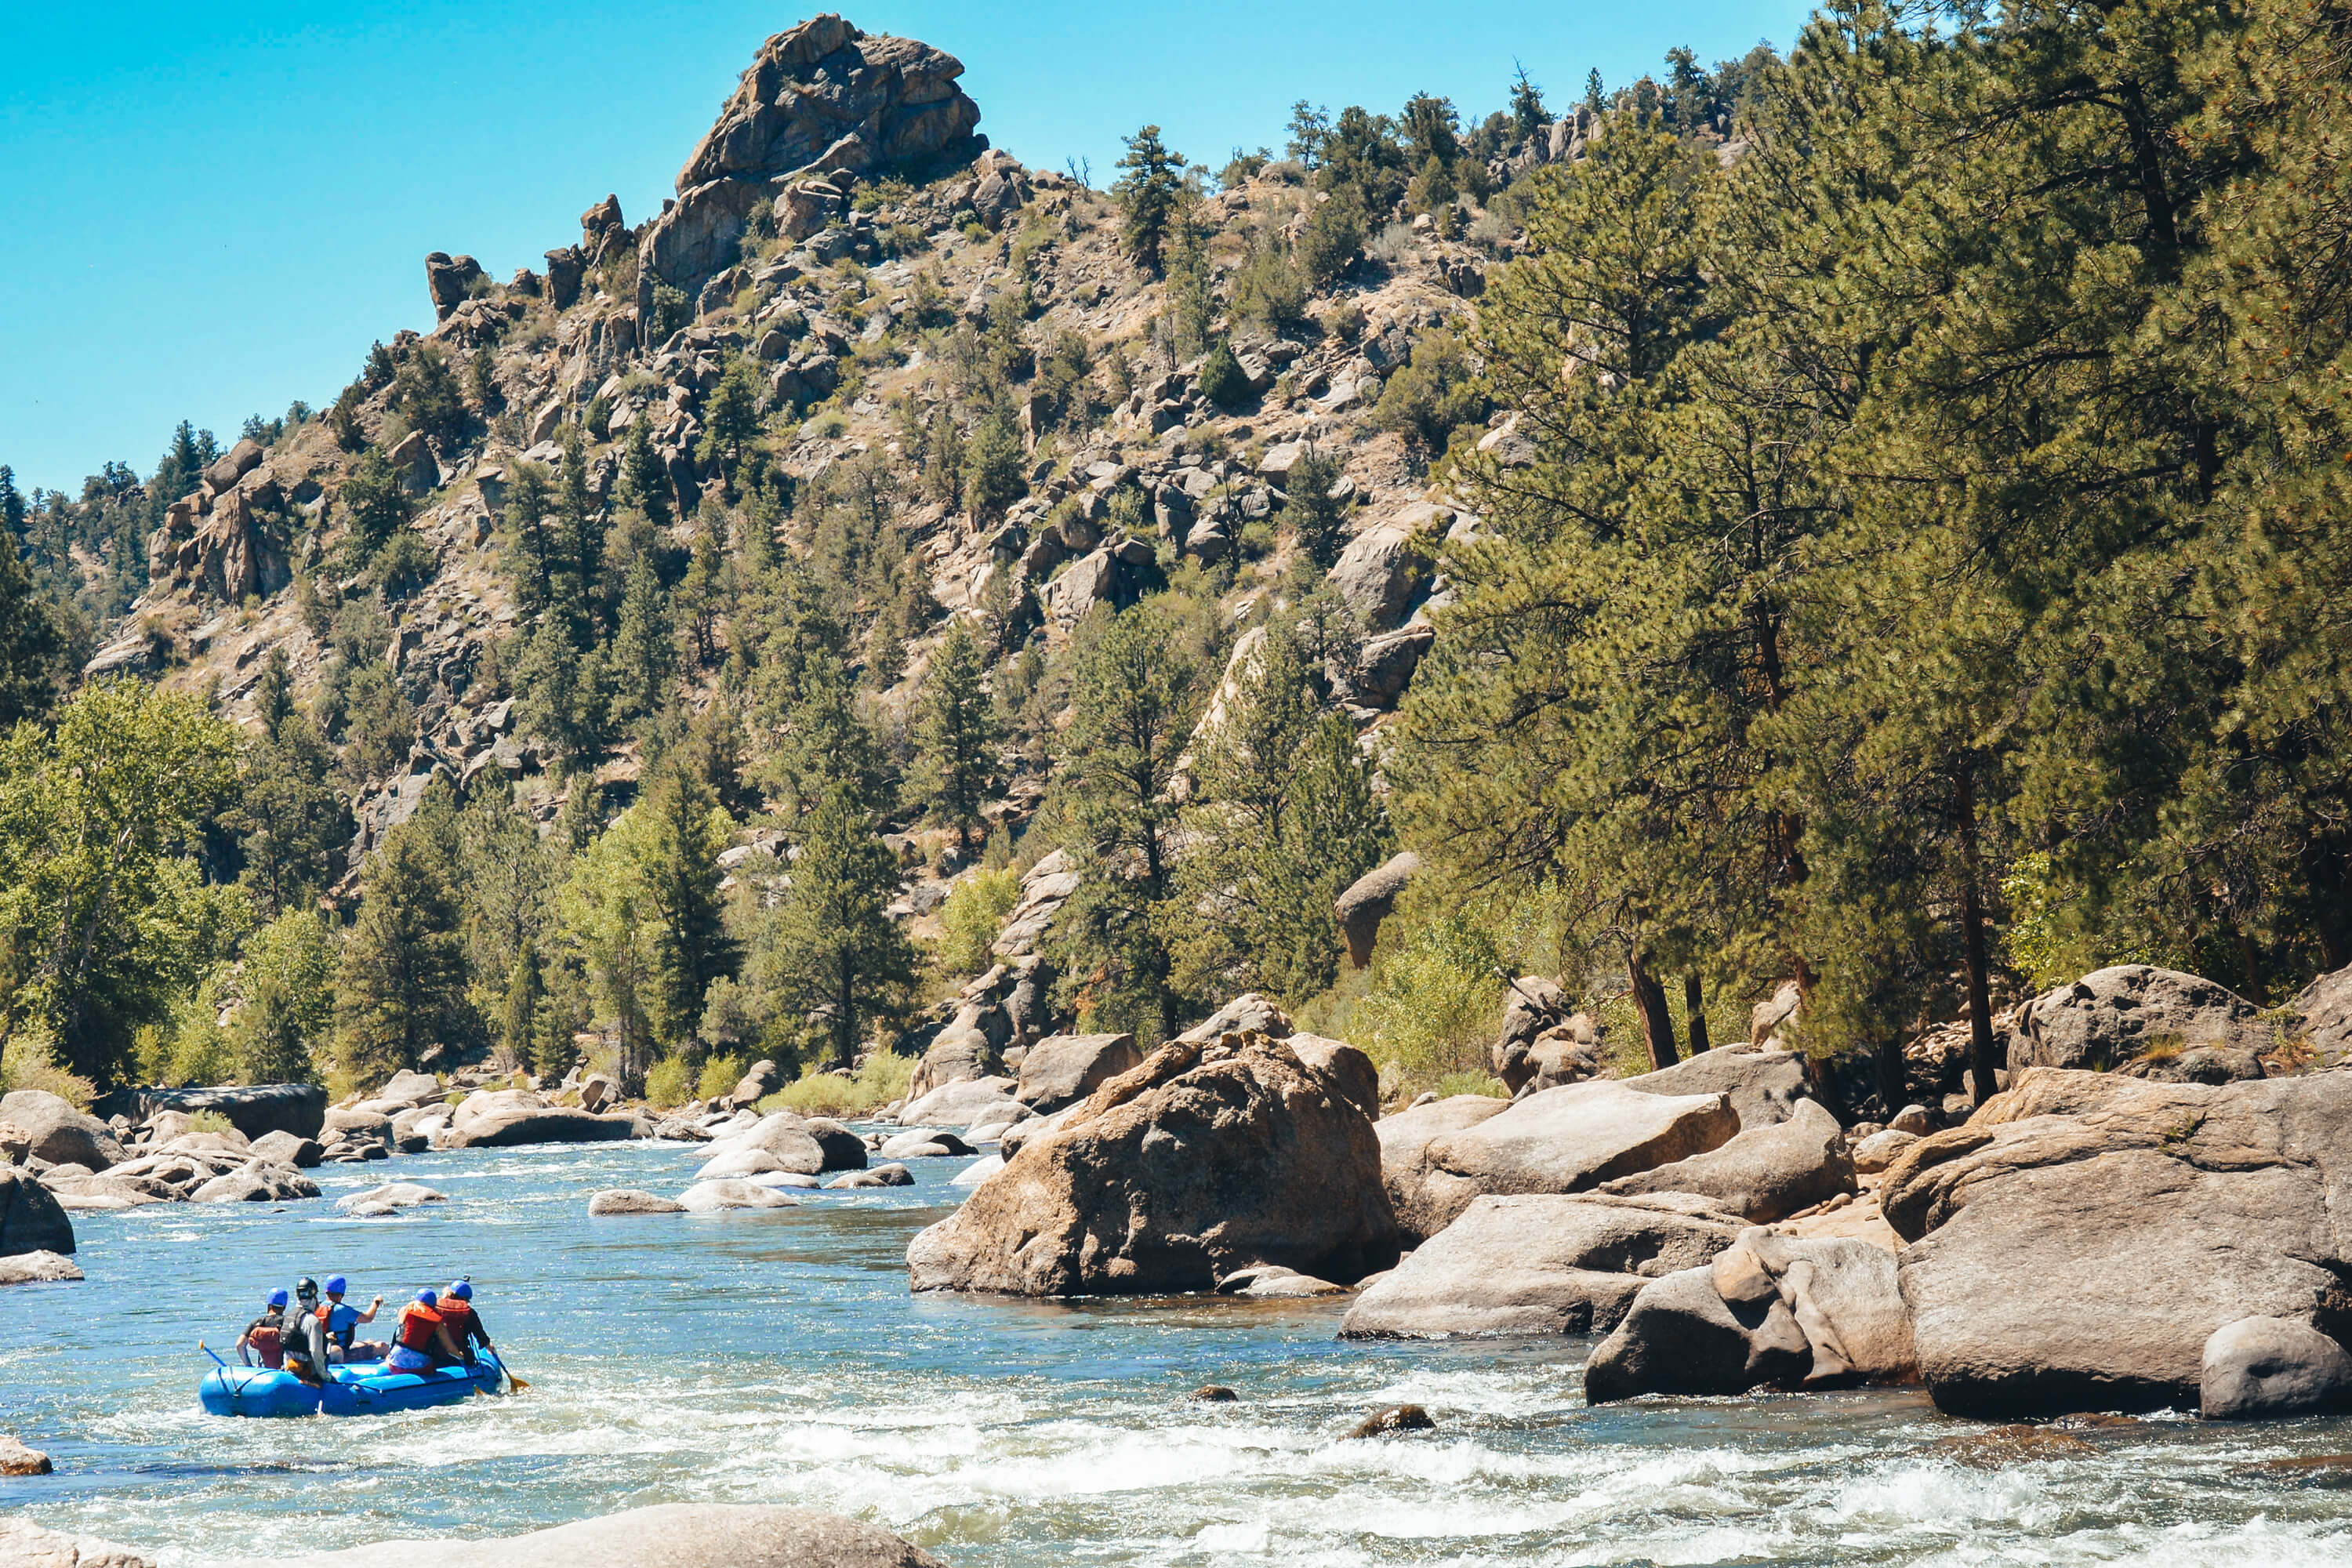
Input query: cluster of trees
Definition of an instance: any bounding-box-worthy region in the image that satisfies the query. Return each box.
[1393,0,2352,1107]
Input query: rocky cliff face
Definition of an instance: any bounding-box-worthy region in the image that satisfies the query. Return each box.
[641,14,985,318]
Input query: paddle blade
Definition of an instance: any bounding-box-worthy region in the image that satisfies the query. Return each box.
[506,1372,529,1393]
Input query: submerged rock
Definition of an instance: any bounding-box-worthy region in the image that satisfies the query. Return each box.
[907,1030,1399,1296]
[1345,1403,1436,1438]
[229,1501,945,1566]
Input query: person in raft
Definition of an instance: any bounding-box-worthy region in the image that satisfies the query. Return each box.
[436,1279,492,1364]
[234,1289,289,1367]
[387,1288,466,1372]
[322,1276,389,1363]
[281,1278,334,1386]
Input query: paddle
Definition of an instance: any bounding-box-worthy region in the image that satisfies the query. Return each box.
[500,1355,530,1394]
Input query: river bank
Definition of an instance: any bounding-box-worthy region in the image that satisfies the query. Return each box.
[9,1135,2352,1565]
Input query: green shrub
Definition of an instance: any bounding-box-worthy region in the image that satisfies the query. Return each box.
[0,1031,96,1109]
[1197,341,1250,408]
[647,284,691,345]
[642,1055,695,1109]
[697,1052,747,1104]
[1353,913,1505,1092]
[757,1049,916,1118]
[1297,190,1367,285]
[1374,328,1488,456]
[1433,1070,1509,1099]
[187,1109,236,1135]
[938,867,1021,976]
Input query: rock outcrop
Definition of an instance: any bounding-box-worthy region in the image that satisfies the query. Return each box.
[1332,851,1420,969]
[0,1515,151,1567]
[1341,1193,1746,1338]
[438,1090,641,1149]
[2005,964,2270,1078]
[1883,1067,2352,1416]
[640,15,984,318]
[907,1030,1399,1295]
[1014,1033,1142,1114]
[109,1083,327,1142]
[227,1503,945,1567]
[1374,1093,1508,1240]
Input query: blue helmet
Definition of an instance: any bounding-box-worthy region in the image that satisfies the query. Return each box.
[325,1276,347,1295]
[416,1289,438,1307]
[267,1288,289,1308]
[447,1279,472,1301]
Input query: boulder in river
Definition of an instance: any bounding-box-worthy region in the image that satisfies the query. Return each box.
[2201,1316,2352,1421]
[0,1432,53,1474]
[879,1128,971,1160]
[699,1109,843,1174]
[1598,1098,1855,1222]
[1,1165,76,1255]
[0,1249,83,1285]
[1341,1193,1748,1338]
[826,1163,913,1189]
[336,1181,446,1216]
[1385,1078,1739,1243]
[1584,1230,1914,1402]
[441,1090,641,1149]
[589,1189,687,1216]
[907,1029,1399,1296]
[1884,1066,2352,1417]
[1,1089,125,1170]
[227,1501,946,1567]
[248,1131,323,1168]
[679,1179,800,1212]
[191,1161,320,1203]
[897,1076,1024,1128]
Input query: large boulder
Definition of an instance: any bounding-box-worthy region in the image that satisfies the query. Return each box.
[907,1031,1399,1296]
[906,1025,1003,1102]
[699,1110,829,1175]
[1374,1094,1508,1240]
[640,17,984,313]
[441,1090,640,1149]
[1286,1033,1380,1120]
[1599,1098,1855,1222]
[1883,1067,2352,1416]
[1,1165,76,1255]
[190,1162,319,1203]
[2201,1316,2352,1420]
[1,1089,125,1169]
[678,1179,799,1213]
[1333,851,1420,969]
[248,1131,323,1168]
[992,850,1080,958]
[0,1249,84,1284]
[1620,1047,1809,1130]
[1584,1231,1914,1402]
[589,1189,687,1216]
[109,1083,326,1141]
[2294,960,2352,1066]
[1341,1193,1747,1338]
[1385,1079,1740,1243]
[227,1503,945,1567]
[2005,964,2267,1076]
[898,1076,1023,1128]
[1015,1033,1142,1114]
[1329,524,1428,630]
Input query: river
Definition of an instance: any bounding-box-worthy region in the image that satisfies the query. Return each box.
[8,1137,2352,1565]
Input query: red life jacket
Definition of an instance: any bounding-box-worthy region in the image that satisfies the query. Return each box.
[396,1301,444,1353]
[440,1298,480,1343]
[249,1325,284,1369]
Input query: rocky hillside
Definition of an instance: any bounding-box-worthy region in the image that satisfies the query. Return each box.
[89,12,1575,908]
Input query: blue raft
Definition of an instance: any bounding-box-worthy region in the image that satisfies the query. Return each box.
[199,1351,506,1417]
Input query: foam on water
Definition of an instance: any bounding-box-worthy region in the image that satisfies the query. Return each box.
[13,1136,2352,1565]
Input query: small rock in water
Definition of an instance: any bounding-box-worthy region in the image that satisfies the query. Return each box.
[1191,1385,1239,1403]
[588,1189,686,1216]
[335,1181,445,1214]
[0,1432,53,1474]
[950,1155,1004,1188]
[1930,1424,2096,1466]
[748,1171,820,1190]
[1345,1403,1436,1439]
[1214,1264,1347,1298]
[826,1163,914,1189]
[2235,1453,2352,1485]
[678,1179,797,1212]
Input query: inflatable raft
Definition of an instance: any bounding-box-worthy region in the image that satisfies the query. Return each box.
[199,1350,506,1417]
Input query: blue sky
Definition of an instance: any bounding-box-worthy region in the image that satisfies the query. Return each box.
[1,0,1810,495]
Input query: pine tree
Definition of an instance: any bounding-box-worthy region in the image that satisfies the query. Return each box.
[498,942,545,1069]
[226,709,348,919]
[1114,125,1185,276]
[960,402,1027,519]
[1282,446,1348,568]
[499,459,557,620]
[0,520,64,727]
[619,420,673,528]
[749,784,916,1065]
[608,550,677,729]
[695,354,764,491]
[913,618,998,853]
[339,447,414,558]
[632,760,739,1044]
[332,820,470,1078]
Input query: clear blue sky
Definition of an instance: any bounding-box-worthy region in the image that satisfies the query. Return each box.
[1,0,1810,495]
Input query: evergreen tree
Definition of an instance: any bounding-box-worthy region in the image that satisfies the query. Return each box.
[0,521,64,727]
[619,419,674,528]
[499,459,557,619]
[1282,446,1348,568]
[748,784,916,1066]
[228,909,336,1083]
[633,760,739,1044]
[498,941,546,1070]
[332,818,470,1079]
[340,447,414,557]
[695,354,764,490]
[1510,65,1549,139]
[961,402,1028,519]
[226,710,348,919]
[1114,125,1185,275]
[912,618,998,853]
[608,550,677,729]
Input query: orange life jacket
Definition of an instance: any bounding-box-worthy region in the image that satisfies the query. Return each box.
[396,1301,444,1353]
[439,1298,481,1344]
[249,1325,284,1369]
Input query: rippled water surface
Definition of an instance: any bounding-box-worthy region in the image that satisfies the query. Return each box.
[10,1137,2352,1565]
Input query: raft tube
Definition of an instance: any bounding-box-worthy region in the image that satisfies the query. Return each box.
[199,1351,505,1417]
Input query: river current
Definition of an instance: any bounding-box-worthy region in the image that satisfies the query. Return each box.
[8,1137,2352,1565]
